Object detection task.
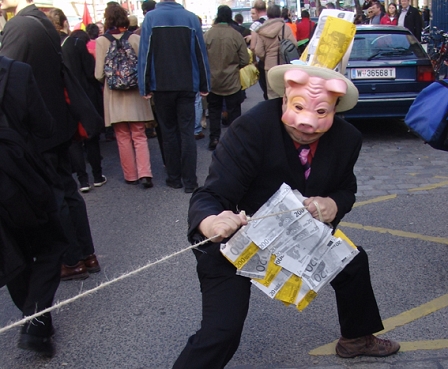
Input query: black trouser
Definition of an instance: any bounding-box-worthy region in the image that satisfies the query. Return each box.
[257,60,268,101]
[173,244,383,369]
[43,144,95,265]
[6,209,67,337]
[207,90,243,141]
[69,135,103,185]
[153,91,197,189]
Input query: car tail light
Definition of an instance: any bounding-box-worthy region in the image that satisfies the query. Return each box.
[417,65,435,82]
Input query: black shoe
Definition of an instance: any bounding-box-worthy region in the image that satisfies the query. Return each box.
[166,180,183,189]
[208,138,219,151]
[125,179,140,185]
[142,177,153,188]
[18,332,55,357]
[145,128,157,139]
[184,187,198,194]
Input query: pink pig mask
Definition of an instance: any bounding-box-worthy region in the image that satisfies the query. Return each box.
[281,69,347,144]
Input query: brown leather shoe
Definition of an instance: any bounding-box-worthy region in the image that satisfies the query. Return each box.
[61,261,89,281]
[194,132,205,140]
[336,335,400,358]
[82,254,101,273]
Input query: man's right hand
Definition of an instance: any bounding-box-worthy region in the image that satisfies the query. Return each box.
[198,211,248,243]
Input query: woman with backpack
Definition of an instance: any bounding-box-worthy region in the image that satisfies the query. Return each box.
[95,3,154,188]
[254,4,296,99]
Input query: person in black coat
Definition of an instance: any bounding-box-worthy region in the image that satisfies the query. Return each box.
[398,0,422,41]
[0,56,68,357]
[173,64,400,368]
[47,9,106,192]
[0,0,101,281]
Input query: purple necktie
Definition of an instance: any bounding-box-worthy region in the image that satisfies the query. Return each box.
[298,144,311,179]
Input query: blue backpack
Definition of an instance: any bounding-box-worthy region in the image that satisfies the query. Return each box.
[404,80,448,151]
[103,31,139,90]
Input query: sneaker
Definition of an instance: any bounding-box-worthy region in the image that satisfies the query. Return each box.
[336,335,400,358]
[93,176,107,187]
[80,183,91,193]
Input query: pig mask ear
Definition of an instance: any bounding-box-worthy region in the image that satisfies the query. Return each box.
[324,78,347,97]
[284,70,310,91]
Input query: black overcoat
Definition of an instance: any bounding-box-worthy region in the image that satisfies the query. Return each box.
[0,5,77,152]
[188,98,362,242]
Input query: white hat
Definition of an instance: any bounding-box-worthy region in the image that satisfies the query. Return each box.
[267,63,359,112]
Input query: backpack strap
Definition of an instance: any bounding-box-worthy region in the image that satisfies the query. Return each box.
[120,30,133,41]
[103,31,132,42]
[102,32,116,43]
[278,24,286,65]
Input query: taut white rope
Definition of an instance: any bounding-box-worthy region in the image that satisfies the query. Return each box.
[0,235,220,335]
[0,206,314,335]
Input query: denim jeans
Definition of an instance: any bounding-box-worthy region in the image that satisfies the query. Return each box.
[194,92,203,135]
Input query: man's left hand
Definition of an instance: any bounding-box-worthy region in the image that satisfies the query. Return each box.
[303,196,337,223]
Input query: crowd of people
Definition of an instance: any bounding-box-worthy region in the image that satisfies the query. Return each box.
[361,0,423,40]
[0,0,431,365]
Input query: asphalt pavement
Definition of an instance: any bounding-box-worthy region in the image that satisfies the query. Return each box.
[0,84,447,369]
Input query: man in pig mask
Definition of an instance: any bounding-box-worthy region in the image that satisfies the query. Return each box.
[173,63,400,369]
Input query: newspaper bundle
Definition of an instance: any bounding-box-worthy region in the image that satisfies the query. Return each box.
[220,183,359,311]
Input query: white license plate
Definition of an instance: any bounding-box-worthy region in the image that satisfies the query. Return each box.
[351,68,396,79]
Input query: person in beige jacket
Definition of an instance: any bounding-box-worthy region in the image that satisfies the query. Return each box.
[203,5,249,150]
[95,3,154,188]
[254,4,297,99]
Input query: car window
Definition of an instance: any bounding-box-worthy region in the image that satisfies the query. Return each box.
[350,31,428,61]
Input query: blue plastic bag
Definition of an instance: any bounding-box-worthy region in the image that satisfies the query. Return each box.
[405,80,448,151]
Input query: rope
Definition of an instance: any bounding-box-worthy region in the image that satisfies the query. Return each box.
[0,235,219,335]
[313,201,324,223]
[0,206,316,335]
